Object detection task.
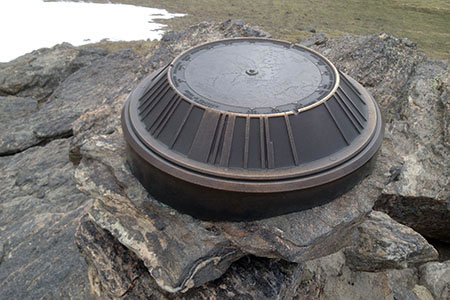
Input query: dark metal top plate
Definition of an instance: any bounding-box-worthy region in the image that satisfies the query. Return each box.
[170,39,337,114]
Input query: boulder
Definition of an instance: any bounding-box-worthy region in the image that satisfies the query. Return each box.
[0,40,141,300]
[0,43,107,100]
[0,96,39,155]
[373,60,449,242]
[76,217,305,299]
[76,220,432,300]
[344,211,438,271]
[73,119,387,293]
[299,252,397,300]
[0,49,141,156]
[292,252,438,300]
[412,285,435,300]
[304,33,449,243]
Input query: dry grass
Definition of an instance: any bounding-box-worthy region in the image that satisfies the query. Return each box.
[51,0,450,58]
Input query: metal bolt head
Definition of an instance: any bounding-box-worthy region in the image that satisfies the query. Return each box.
[246,69,258,76]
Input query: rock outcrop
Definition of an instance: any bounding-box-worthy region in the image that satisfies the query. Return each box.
[0,47,140,156]
[0,21,448,299]
[0,43,107,101]
[0,139,92,299]
[373,60,449,243]
[73,118,386,294]
[71,21,392,294]
[300,33,449,243]
[344,211,438,271]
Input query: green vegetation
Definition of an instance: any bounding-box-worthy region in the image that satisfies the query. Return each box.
[65,0,450,58]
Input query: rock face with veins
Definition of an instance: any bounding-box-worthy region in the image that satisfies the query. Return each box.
[0,20,448,299]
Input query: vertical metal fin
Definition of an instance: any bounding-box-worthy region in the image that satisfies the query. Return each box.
[244,117,250,169]
[150,64,169,82]
[138,76,168,111]
[219,115,236,167]
[337,88,367,121]
[169,103,193,149]
[284,115,299,165]
[264,117,275,169]
[140,84,171,120]
[151,95,181,135]
[334,95,362,133]
[339,71,363,99]
[208,114,226,164]
[259,117,266,168]
[324,102,350,145]
[188,111,221,162]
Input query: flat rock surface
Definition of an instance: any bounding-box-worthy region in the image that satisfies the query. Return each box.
[0,43,107,101]
[0,47,140,156]
[0,139,92,299]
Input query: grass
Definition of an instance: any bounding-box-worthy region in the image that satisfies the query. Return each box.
[81,39,157,56]
[56,0,450,58]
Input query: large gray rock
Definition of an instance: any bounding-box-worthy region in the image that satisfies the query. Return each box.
[419,260,450,299]
[74,126,386,293]
[0,49,141,155]
[76,217,307,299]
[374,60,449,242]
[298,251,407,300]
[289,250,434,300]
[0,41,142,299]
[72,24,449,297]
[0,43,107,100]
[75,227,433,300]
[0,138,92,299]
[0,96,39,155]
[344,211,438,271]
[302,33,449,243]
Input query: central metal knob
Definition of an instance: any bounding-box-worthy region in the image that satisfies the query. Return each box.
[246,69,258,76]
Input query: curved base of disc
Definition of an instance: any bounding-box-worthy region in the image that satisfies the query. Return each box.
[125,142,378,221]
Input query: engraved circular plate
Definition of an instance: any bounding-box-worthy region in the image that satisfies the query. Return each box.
[170,39,337,114]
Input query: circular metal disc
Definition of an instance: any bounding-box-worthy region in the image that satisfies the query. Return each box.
[170,39,336,114]
[122,38,384,221]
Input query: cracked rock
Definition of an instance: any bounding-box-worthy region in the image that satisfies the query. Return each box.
[344,211,438,271]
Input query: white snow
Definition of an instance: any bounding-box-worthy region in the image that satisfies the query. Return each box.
[0,0,185,62]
